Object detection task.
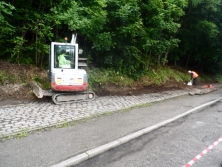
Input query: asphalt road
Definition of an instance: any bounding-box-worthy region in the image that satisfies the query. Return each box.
[75,99,222,167]
[0,87,222,167]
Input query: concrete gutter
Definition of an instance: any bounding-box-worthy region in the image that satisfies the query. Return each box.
[51,97,222,167]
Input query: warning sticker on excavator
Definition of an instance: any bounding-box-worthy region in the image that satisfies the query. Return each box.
[69,78,83,85]
[56,78,62,85]
[78,78,82,83]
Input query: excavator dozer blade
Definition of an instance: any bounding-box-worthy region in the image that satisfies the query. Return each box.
[30,81,44,98]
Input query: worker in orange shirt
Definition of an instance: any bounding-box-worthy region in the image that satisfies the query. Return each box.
[188,70,199,86]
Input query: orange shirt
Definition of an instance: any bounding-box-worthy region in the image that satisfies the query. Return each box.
[191,71,198,78]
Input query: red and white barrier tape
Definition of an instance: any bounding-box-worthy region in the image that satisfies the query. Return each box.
[183,137,222,167]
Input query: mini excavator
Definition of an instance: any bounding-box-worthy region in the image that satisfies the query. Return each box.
[31,34,95,104]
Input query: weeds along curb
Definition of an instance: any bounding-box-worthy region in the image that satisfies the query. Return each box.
[51,97,222,167]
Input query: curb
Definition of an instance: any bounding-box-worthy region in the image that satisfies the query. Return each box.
[51,97,222,167]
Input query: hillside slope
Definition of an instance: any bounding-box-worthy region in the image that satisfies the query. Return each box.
[0,60,210,104]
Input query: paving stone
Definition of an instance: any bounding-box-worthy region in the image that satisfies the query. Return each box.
[0,88,217,137]
[29,123,40,126]
[4,124,14,128]
[14,122,26,125]
[39,123,50,126]
[19,125,29,129]
[12,128,20,132]
[1,122,9,125]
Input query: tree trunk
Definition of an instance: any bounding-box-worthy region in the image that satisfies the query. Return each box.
[35,32,38,66]
[16,50,20,64]
[163,48,169,66]
[158,54,161,64]
[41,50,44,67]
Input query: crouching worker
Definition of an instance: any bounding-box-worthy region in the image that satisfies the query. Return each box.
[188,70,199,86]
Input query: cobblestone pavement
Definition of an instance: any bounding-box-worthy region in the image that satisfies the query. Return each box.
[0,87,215,138]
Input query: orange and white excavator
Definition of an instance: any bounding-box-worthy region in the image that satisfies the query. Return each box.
[31,34,95,104]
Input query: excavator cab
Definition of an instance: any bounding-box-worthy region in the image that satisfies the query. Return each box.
[54,45,75,69]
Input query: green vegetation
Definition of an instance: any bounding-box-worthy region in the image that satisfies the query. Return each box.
[17,128,29,139]
[0,64,215,91]
[1,0,222,82]
[0,71,16,85]
[87,66,213,90]
[56,122,70,128]
[215,74,222,83]
[33,76,50,90]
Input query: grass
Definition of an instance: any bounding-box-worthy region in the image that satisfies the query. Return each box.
[17,128,29,139]
[87,68,134,88]
[87,66,201,90]
[1,131,29,141]
[0,71,16,85]
[215,74,222,82]
[56,121,70,128]
[140,67,188,86]
[0,62,218,91]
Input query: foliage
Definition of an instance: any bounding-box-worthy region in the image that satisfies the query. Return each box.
[170,0,222,74]
[1,0,54,66]
[87,68,134,89]
[18,65,199,91]
[216,74,222,83]
[1,0,222,78]
[0,2,15,41]
[139,66,189,85]
[88,66,191,89]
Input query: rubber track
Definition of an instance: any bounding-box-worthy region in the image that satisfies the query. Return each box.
[52,91,95,105]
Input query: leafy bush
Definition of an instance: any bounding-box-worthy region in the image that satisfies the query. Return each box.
[216,75,222,82]
[87,66,192,89]
[87,68,134,89]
